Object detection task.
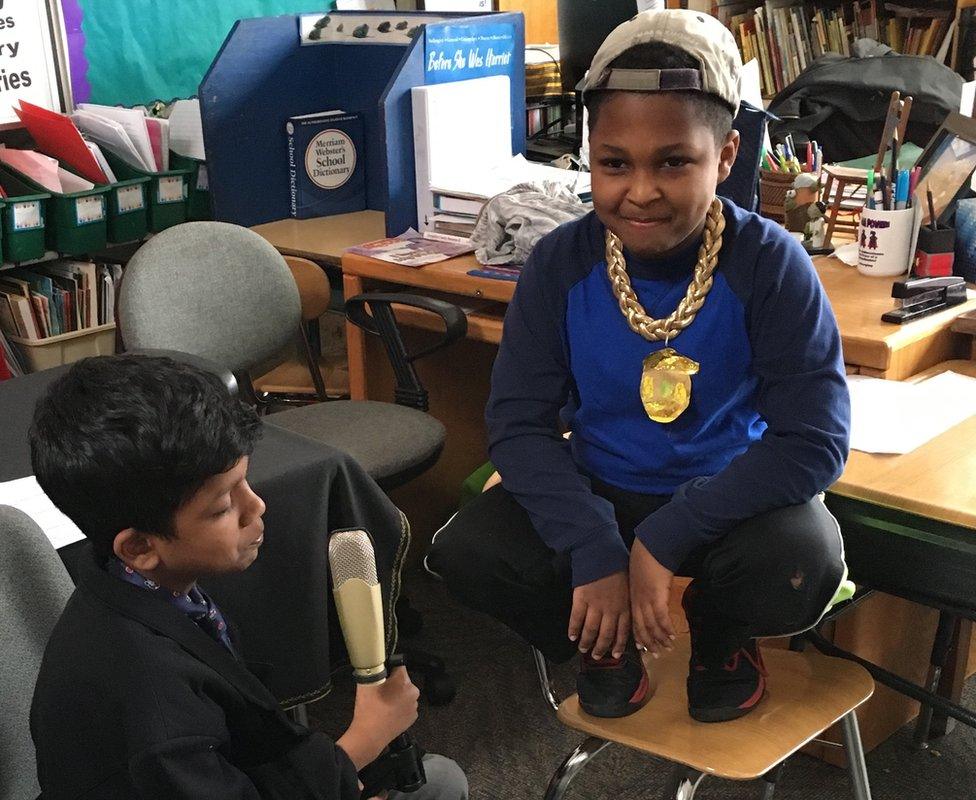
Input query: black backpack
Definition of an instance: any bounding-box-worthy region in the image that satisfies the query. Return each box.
[767,40,962,161]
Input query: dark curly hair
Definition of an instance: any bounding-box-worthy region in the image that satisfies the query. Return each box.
[30,354,262,561]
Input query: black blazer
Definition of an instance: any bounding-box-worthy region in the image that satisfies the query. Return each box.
[30,556,360,799]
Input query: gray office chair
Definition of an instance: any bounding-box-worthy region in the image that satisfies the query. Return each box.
[118,221,466,492]
[118,222,465,703]
[0,505,74,800]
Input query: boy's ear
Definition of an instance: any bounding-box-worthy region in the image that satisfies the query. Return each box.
[716,129,740,185]
[113,528,161,573]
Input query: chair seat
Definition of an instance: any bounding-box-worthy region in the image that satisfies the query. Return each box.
[556,636,873,781]
[266,400,446,484]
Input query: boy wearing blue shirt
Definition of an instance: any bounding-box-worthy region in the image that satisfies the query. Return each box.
[29,354,467,799]
[428,10,850,722]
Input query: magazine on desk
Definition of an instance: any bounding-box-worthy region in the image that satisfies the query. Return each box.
[345,228,474,267]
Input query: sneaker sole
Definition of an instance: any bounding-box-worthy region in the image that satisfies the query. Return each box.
[579,697,649,718]
[688,690,767,723]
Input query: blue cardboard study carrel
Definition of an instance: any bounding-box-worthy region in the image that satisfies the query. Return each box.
[200,11,525,235]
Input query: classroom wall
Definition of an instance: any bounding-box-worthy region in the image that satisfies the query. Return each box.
[63,0,329,107]
[498,0,557,44]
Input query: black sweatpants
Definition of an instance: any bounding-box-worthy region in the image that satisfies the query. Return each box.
[426,480,847,664]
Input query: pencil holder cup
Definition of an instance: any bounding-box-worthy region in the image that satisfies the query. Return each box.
[759,169,796,223]
[857,206,917,278]
[914,224,955,278]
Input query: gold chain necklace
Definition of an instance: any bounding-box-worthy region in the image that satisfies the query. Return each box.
[605,197,725,423]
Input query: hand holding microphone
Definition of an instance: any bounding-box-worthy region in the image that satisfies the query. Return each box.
[330,529,426,797]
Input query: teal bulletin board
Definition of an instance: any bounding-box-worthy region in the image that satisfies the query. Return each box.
[63,0,333,106]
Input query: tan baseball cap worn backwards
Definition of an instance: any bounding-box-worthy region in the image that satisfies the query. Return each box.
[581,8,742,113]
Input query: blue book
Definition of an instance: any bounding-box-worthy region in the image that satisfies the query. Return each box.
[286,110,366,219]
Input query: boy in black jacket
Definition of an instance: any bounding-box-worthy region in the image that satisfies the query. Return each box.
[29,354,467,800]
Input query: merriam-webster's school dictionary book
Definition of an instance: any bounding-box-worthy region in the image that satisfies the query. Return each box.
[286,110,365,219]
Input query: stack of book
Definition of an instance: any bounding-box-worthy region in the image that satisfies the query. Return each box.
[429,154,591,240]
[0,261,122,342]
[716,1,955,99]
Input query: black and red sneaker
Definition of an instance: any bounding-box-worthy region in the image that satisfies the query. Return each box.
[577,649,651,718]
[687,639,768,723]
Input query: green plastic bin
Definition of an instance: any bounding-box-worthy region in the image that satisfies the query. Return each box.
[103,175,150,243]
[103,151,192,232]
[170,152,212,221]
[0,163,109,256]
[0,170,49,263]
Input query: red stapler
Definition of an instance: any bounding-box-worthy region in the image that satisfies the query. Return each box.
[881,276,967,324]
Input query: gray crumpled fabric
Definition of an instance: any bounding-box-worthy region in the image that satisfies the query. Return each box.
[471,180,590,265]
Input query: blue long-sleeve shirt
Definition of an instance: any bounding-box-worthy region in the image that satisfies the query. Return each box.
[486,199,850,587]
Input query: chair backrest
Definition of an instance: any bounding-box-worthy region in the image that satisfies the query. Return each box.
[119,222,301,375]
[0,506,73,800]
[285,256,331,323]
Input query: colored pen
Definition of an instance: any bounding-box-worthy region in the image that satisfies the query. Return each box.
[806,141,814,172]
[878,174,889,210]
[814,145,822,174]
[865,170,875,210]
[894,169,909,210]
[908,166,921,206]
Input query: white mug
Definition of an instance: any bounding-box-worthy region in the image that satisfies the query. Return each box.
[857,206,918,278]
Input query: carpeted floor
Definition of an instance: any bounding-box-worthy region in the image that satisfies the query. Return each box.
[310,570,976,799]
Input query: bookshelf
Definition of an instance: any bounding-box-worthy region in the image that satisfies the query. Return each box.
[711,1,962,99]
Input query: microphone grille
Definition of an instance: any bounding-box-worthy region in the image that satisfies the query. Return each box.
[329,529,379,588]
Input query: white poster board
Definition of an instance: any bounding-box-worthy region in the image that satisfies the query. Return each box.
[0,0,71,127]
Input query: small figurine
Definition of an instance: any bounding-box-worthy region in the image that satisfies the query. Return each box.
[784,172,820,233]
[804,201,827,249]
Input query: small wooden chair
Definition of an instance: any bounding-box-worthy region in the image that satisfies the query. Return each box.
[533,636,874,799]
[822,91,914,246]
[253,255,349,403]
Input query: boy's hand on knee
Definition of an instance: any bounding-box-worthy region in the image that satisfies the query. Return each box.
[338,667,420,770]
[629,540,676,658]
[569,570,631,660]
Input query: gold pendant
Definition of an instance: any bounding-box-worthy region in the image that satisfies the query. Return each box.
[640,347,699,423]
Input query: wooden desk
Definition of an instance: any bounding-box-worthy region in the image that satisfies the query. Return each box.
[251,211,386,266]
[817,258,976,379]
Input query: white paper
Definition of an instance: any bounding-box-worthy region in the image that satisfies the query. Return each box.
[431,154,591,200]
[167,99,206,161]
[12,200,42,230]
[848,371,976,454]
[86,141,117,183]
[116,183,144,213]
[413,75,512,232]
[832,241,859,266]
[76,103,156,174]
[58,167,95,193]
[75,195,104,225]
[157,175,185,204]
[0,476,85,549]
[73,110,149,171]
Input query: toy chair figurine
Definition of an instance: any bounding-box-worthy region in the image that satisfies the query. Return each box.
[821,91,915,246]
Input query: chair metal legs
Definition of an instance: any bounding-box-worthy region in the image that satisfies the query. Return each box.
[543,736,612,800]
[532,646,561,713]
[288,703,309,726]
[840,711,872,800]
[661,765,707,799]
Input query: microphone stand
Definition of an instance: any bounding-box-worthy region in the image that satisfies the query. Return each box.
[357,654,427,799]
